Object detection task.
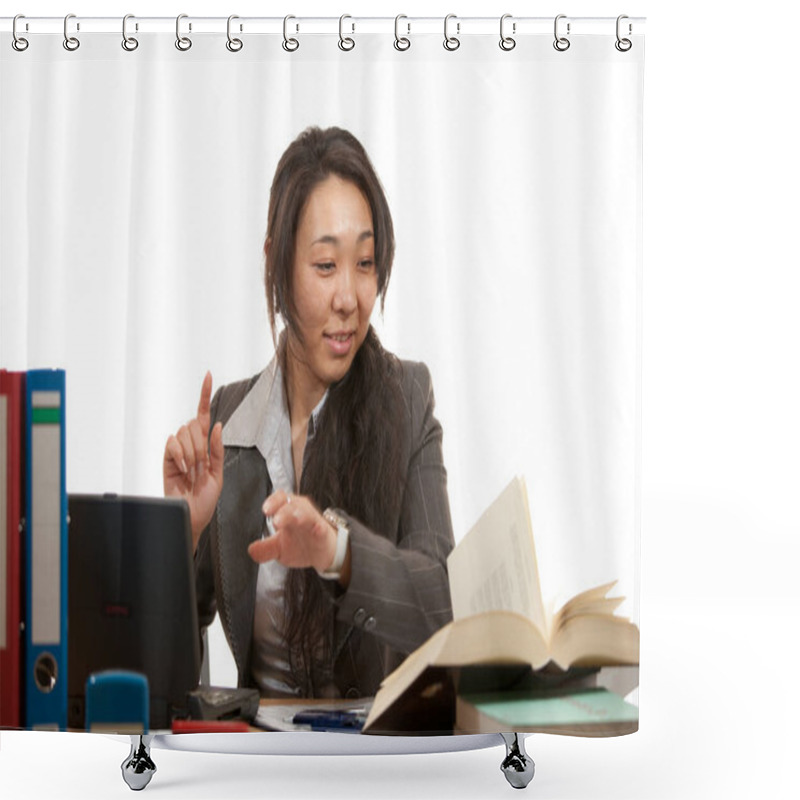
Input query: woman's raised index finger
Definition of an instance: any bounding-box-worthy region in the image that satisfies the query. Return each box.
[197,371,213,424]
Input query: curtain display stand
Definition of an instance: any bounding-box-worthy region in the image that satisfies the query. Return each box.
[118,731,533,791]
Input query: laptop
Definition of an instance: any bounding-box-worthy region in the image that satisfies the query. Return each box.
[67,494,201,730]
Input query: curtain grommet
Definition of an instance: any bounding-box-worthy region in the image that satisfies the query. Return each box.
[12,14,29,52]
[226,15,243,52]
[121,14,139,52]
[553,14,570,52]
[394,15,411,51]
[175,14,192,51]
[338,15,355,51]
[63,13,80,52]
[443,14,460,51]
[282,15,299,52]
[499,14,516,51]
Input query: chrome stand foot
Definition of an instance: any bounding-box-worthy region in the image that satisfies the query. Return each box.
[122,735,157,791]
[499,733,535,789]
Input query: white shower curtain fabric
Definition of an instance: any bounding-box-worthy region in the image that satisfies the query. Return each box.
[0,27,643,691]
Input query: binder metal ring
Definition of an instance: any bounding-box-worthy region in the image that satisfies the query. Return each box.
[226,15,243,52]
[175,14,192,51]
[63,13,80,51]
[615,15,632,52]
[283,15,299,52]
[394,15,411,51]
[338,15,355,51]
[122,14,139,52]
[499,14,516,51]
[553,14,570,52]
[443,14,460,51]
[12,14,29,52]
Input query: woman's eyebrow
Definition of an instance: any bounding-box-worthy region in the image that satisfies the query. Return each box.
[311,230,374,246]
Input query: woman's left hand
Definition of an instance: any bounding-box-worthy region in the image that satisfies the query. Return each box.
[248,489,337,573]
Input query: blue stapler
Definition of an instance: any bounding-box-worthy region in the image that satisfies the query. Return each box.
[85,670,150,734]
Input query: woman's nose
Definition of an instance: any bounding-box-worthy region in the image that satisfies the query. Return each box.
[332,266,357,314]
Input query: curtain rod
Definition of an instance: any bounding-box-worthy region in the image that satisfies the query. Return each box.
[1,16,646,37]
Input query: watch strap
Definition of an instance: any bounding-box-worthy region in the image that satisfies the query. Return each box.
[318,508,349,580]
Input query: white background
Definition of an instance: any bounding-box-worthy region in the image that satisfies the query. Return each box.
[2,2,798,799]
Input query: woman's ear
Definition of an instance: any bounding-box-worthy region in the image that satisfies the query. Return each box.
[264,236,272,260]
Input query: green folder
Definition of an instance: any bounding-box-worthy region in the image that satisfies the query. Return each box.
[458,687,638,736]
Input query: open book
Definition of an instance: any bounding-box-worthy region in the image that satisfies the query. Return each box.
[363,476,639,734]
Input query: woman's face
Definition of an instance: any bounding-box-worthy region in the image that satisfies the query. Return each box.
[288,174,378,394]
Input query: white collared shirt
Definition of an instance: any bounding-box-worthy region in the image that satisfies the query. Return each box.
[223,352,327,697]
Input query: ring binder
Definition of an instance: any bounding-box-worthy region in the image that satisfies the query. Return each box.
[443,13,460,52]
[226,15,243,52]
[0,370,24,730]
[175,13,192,51]
[500,14,516,51]
[553,14,570,52]
[63,13,79,51]
[338,14,355,51]
[24,370,68,731]
[121,14,138,52]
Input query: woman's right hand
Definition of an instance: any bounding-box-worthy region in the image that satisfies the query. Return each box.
[163,371,224,550]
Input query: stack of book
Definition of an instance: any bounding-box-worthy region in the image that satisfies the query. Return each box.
[364,476,640,736]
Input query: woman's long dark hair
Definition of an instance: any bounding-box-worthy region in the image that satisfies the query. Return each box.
[264,127,406,695]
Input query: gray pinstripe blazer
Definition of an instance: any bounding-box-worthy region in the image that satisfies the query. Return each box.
[194,359,455,698]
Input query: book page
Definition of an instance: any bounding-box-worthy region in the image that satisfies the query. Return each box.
[447,476,546,634]
[552,581,624,632]
[435,612,549,668]
[550,615,640,670]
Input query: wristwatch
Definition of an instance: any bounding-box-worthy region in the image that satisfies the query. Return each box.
[318,508,350,580]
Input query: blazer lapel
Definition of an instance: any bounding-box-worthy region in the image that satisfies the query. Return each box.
[213,445,271,684]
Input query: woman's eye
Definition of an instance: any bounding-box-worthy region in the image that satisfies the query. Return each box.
[315,262,335,273]
[358,259,375,270]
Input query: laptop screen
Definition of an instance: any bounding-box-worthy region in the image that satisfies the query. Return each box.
[67,494,201,730]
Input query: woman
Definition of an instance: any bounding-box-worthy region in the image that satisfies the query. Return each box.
[164,126,454,699]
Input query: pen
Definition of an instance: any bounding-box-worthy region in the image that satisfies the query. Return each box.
[291,710,365,732]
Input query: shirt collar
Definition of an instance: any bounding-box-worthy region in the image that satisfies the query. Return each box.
[222,350,328,466]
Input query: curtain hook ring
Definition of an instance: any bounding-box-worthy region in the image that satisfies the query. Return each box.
[283,15,299,52]
[12,14,29,52]
[226,15,243,52]
[122,14,139,52]
[63,13,80,51]
[175,14,192,51]
[443,13,460,51]
[499,13,516,51]
[394,14,411,51]
[615,14,632,52]
[339,14,355,51]
[553,14,570,52]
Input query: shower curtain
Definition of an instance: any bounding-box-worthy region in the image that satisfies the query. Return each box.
[1,16,644,732]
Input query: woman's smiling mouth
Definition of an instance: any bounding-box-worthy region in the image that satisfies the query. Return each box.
[324,331,355,355]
